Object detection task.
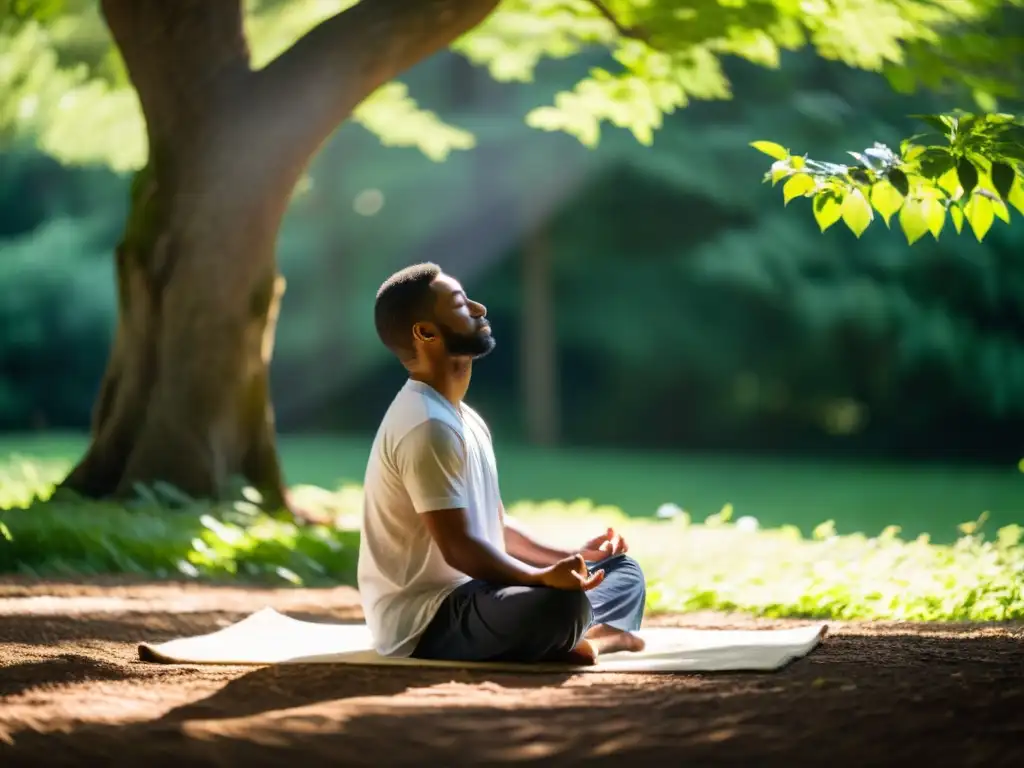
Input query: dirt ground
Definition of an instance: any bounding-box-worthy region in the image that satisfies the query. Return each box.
[0,578,1022,767]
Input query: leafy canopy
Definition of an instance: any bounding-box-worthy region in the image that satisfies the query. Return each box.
[754,112,1024,243]
[1,0,1021,171]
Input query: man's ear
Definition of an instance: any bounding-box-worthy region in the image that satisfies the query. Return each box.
[412,322,437,343]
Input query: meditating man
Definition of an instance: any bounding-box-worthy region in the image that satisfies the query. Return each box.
[357,262,647,664]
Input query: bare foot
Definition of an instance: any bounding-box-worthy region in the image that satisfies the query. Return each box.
[585,624,646,655]
[563,638,599,665]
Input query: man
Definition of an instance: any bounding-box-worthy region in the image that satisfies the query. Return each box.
[358,262,647,664]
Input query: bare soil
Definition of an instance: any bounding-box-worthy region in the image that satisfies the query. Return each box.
[1,577,1022,767]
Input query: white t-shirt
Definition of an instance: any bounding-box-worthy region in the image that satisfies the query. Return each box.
[357,379,505,656]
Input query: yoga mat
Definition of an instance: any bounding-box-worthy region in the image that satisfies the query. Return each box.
[138,607,828,673]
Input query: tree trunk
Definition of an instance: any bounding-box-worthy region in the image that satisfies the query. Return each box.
[520,221,560,447]
[61,0,501,511]
[61,160,292,508]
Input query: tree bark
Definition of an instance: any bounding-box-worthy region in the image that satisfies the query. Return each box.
[60,150,293,507]
[61,0,500,510]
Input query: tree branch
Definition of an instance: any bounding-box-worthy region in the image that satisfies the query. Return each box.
[252,0,500,183]
[587,0,650,43]
[100,0,252,146]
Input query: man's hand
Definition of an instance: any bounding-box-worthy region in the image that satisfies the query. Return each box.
[579,527,628,562]
[538,554,605,591]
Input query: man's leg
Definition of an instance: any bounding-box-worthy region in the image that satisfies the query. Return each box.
[582,554,647,653]
[411,581,595,663]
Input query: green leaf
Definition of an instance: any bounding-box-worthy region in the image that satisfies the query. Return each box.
[957,157,979,198]
[898,197,929,245]
[997,524,1023,549]
[870,180,904,226]
[901,145,925,164]
[964,195,995,241]
[956,115,979,136]
[992,197,1011,224]
[813,190,843,233]
[949,204,964,234]
[750,141,789,160]
[525,104,601,148]
[348,82,477,161]
[916,148,955,180]
[973,90,999,113]
[848,167,872,185]
[997,141,1024,163]
[783,174,815,205]
[5,0,65,23]
[1008,179,1024,217]
[922,197,945,239]
[770,160,791,185]
[991,161,1016,201]
[936,168,961,197]
[840,188,873,237]
[911,114,954,137]
[887,168,910,197]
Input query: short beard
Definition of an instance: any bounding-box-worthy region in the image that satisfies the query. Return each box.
[439,322,496,359]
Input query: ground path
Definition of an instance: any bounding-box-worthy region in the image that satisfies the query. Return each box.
[1,578,1022,766]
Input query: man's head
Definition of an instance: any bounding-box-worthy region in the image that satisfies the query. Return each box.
[374,262,495,366]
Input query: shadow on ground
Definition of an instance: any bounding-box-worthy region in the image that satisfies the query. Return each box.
[2,627,1023,767]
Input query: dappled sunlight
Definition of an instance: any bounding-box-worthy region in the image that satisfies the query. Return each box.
[1,588,1020,764]
[504,499,1024,622]
[1,454,1022,622]
[2,0,1023,762]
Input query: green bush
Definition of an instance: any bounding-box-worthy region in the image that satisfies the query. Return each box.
[1,457,1021,621]
[0,460,358,585]
[507,499,1024,622]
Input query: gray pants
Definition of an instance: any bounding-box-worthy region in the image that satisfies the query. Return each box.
[411,554,647,663]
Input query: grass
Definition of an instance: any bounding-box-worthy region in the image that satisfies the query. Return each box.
[1,450,1022,622]
[0,458,361,586]
[510,500,1024,622]
[4,432,1024,543]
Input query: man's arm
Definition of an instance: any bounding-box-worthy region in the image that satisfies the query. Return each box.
[425,507,550,585]
[501,504,631,565]
[399,420,545,586]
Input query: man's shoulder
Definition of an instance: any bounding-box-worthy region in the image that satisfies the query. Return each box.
[379,384,464,445]
[460,402,492,438]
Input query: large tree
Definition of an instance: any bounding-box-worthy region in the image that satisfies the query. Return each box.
[1,0,1021,514]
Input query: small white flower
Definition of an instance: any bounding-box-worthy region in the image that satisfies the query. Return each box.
[656,503,684,520]
[736,515,760,533]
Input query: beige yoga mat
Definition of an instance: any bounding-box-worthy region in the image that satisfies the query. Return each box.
[138,607,828,673]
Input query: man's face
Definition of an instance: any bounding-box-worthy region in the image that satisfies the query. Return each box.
[427,274,495,359]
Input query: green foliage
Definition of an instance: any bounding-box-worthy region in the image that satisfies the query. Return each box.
[460,0,1024,149]
[509,497,1024,622]
[470,53,1024,459]
[3,52,1023,458]
[755,111,1024,242]
[638,514,1024,622]
[883,1,1024,108]
[0,0,478,168]
[2,0,1021,165]
[0,8,145,171]
[2,456,1021,620]
[351,82,475,161]
[0,213,119,427]
[0,0,65,24]
[0,459,359,584]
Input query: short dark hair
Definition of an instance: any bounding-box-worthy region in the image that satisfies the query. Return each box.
[374,262,442,359]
